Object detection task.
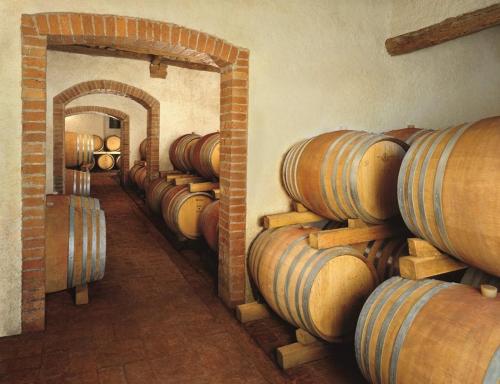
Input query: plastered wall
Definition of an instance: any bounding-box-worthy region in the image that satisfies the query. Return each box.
[46,50,220,193]
[65,113,109,137]
[1,0,499,335]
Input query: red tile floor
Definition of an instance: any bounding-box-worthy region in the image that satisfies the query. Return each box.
[0,174,365,383]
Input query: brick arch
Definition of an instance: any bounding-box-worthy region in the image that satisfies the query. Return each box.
[21,12,249,332]
[54,80,159,191]
[64,105,131,184]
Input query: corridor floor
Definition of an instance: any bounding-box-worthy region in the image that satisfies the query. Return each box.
[0,174,363,384]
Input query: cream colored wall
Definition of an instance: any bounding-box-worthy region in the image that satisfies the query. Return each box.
[65,113,108,138]
[1,0,499,335]
[46,50,219,193]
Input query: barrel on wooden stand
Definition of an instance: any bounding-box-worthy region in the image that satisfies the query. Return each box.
[355,276,500,384]
[139,138,148,161]
[461,267,500,289]
[398,116,500,277]
[93,134,104,151]
[199,200,219,251]
[384,127,433,145]
[65,132,94,167]
[146,177,175,215]
[64,169,91,196]
[45,195,106,293]
[249,226,378,341]
[161,185,213,239]
[105,135,121,151]
[282,131,408,224]
[191,132,220,178]
[169,133,200,172]
[97,154,115,170]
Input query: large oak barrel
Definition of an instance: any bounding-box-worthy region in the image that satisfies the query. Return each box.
[97,154,115,170]
[191,132,220,178]
[169,133,200,172]
[93,134,104,151]
[139,138,148,161]
[146,177,175,215]
[461,267,500,289]
[65,132,94,167]
[249,226,378,341]
[355,276,500,384]
[384,127,433,146]
[282,131,407,224]
[398,117,500,277]
[199,200,219,251]
[161,185,213,239]
[105,135,121,151]
[129,163,145,185]
[135,167,147,191]
[64,169,90,196]
[45,195,106,293]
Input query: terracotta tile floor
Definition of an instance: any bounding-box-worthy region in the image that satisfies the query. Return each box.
[0,174,365,383]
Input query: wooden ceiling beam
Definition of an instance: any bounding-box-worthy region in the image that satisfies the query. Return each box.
[386,4,500,56]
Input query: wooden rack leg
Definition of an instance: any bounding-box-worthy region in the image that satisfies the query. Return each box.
[74,285,89,305]
[236,302,271,323]
[276,329,333,370]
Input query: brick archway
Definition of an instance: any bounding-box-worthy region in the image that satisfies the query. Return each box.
[21,12,248,331]
[64,105,130,185]
[54,80,159,192]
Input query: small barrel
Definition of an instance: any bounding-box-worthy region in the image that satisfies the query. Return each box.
[398,117,500,277]
[139,138,148,161]
[105,135,121,151]
[97,154,115,170]
[45,195,106,293]
[64,169,91,196]
[93,134,104,151]
[169,133,200,172]
[146,177,175,215]
[115,155,121,169]
[191,132,220,178]
[249,226,378,341]
[461,267,500,289]
[161,185,213,239]
[65,132,94,167]
[135,167,148,191]
[384,127,433,146]
[282,131,407,224]
[355,276,500,384]
[199,200,219,251]
[129,163,145,185]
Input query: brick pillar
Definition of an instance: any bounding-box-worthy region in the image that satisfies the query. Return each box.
[121,118,130,185]
[52,102,65,193]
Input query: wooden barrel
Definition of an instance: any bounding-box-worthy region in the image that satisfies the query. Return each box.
[45,195,106,293]
[169,133,200,172]
[249,226,378,341]
[65,132,94,167]
[191,132,220,178]
[115,155,121,169]
[139,138,148,161]
[146,177,175,215]
[105,135,121,151]
[64,169,90,196]
[461,267,500,289]
[199,200,219,251]
[93,134,104,151]
[384,127,433,146]
[129,163,144,185]
[282,131,407,224]
[135,167,147,191]
[97,154,115,170]
[161,185,213,239]
[398,117,500,277]
[355,276,500,384]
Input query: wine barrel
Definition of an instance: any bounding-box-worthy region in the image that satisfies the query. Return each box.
[146,177,175,215]
[129,163,144,185]
[461,267,500,289]
[191,132,220,178]
[45,195,106,293]
[135,167,147,191]
[169,133,200,172]
[139,138,147,161]
[161,185,213,239]
[398,117,500,277]
[93,134,104,151]
[64,169,90,196]
[355,276,500,384]
[115,155,121,169]
[105,135,121,151]
[384,127,433,146]
[65,132,94,167]
[282,131,407,224]
[249,226,378,341]
[199,200,219,251]
[97,154,115,170]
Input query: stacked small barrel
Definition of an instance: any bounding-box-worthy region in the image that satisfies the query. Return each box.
[64,132,93,196]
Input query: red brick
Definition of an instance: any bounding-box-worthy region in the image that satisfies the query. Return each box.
[70,14,83,35]
[35,14,49,34]
[82,14,94,35]
[59,14,72,36]
[127,18,137,39]
[138,19,147,40]
[105,16,116,37]
[116,17,127,38]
